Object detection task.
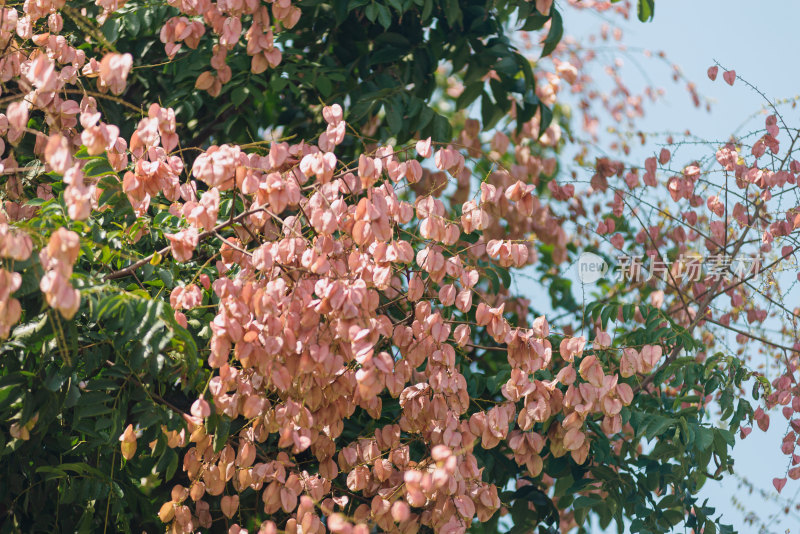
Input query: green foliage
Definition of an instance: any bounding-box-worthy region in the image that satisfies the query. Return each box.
[0,147,209,531]
[0,292,199,532]
[61,0,565,153]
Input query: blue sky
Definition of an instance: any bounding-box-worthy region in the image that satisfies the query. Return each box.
[560,1,800,531]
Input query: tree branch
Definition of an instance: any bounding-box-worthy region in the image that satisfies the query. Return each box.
[635,198,763,393]
[105,206,265,281]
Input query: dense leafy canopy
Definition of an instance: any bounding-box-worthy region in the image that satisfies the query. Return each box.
[74,0,559,150]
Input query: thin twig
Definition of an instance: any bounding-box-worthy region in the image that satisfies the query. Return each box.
[105,206,266,280]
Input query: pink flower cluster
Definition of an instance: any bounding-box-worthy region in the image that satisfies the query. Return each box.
[127,100,690,533]
[157,0,298,96]
[0,5,130,220]
[82,53,133,95]
[123,104,184,215]
[0,218,34,338]
[39,228,81,319]
[0,269,23,339]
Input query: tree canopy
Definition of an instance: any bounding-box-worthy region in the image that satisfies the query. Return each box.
[3,0,800,533]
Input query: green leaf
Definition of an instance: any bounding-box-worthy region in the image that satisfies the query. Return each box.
[541,9,563,58]
[431,113,451,142]
[43,366,69,392]
[156,448,179,481]
[213,416,231,453]
[456,82,484,110]
[125,12,141,36]
[385,103,403,134]
[644,414,674,440]
[600,304,616,329]
[496,266,512,289]
[83,158,115,178]
[374,32,410,48]
[484,264,501,293]
[715,428,735,448]
[521,12,549,32]
[231,86,250,107]
[443,0,463,27]
[661,509,684,526]
[376,3,392,29]
[365,3,377,22]
[421,0,433,21]
[317,76,333,98]
[622,304,634,322]
[100,18,120,44]
[573,495,603,509]
[480,92,503,130]
[486,368,511,394]
[271,77,288,92]
[36,462,109,481]
[76,403,113,419]
[693,425,714,451]
[370,46,407,66]
[637,0,655,22]
[538,101,553,137]
[350,96,378,121]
